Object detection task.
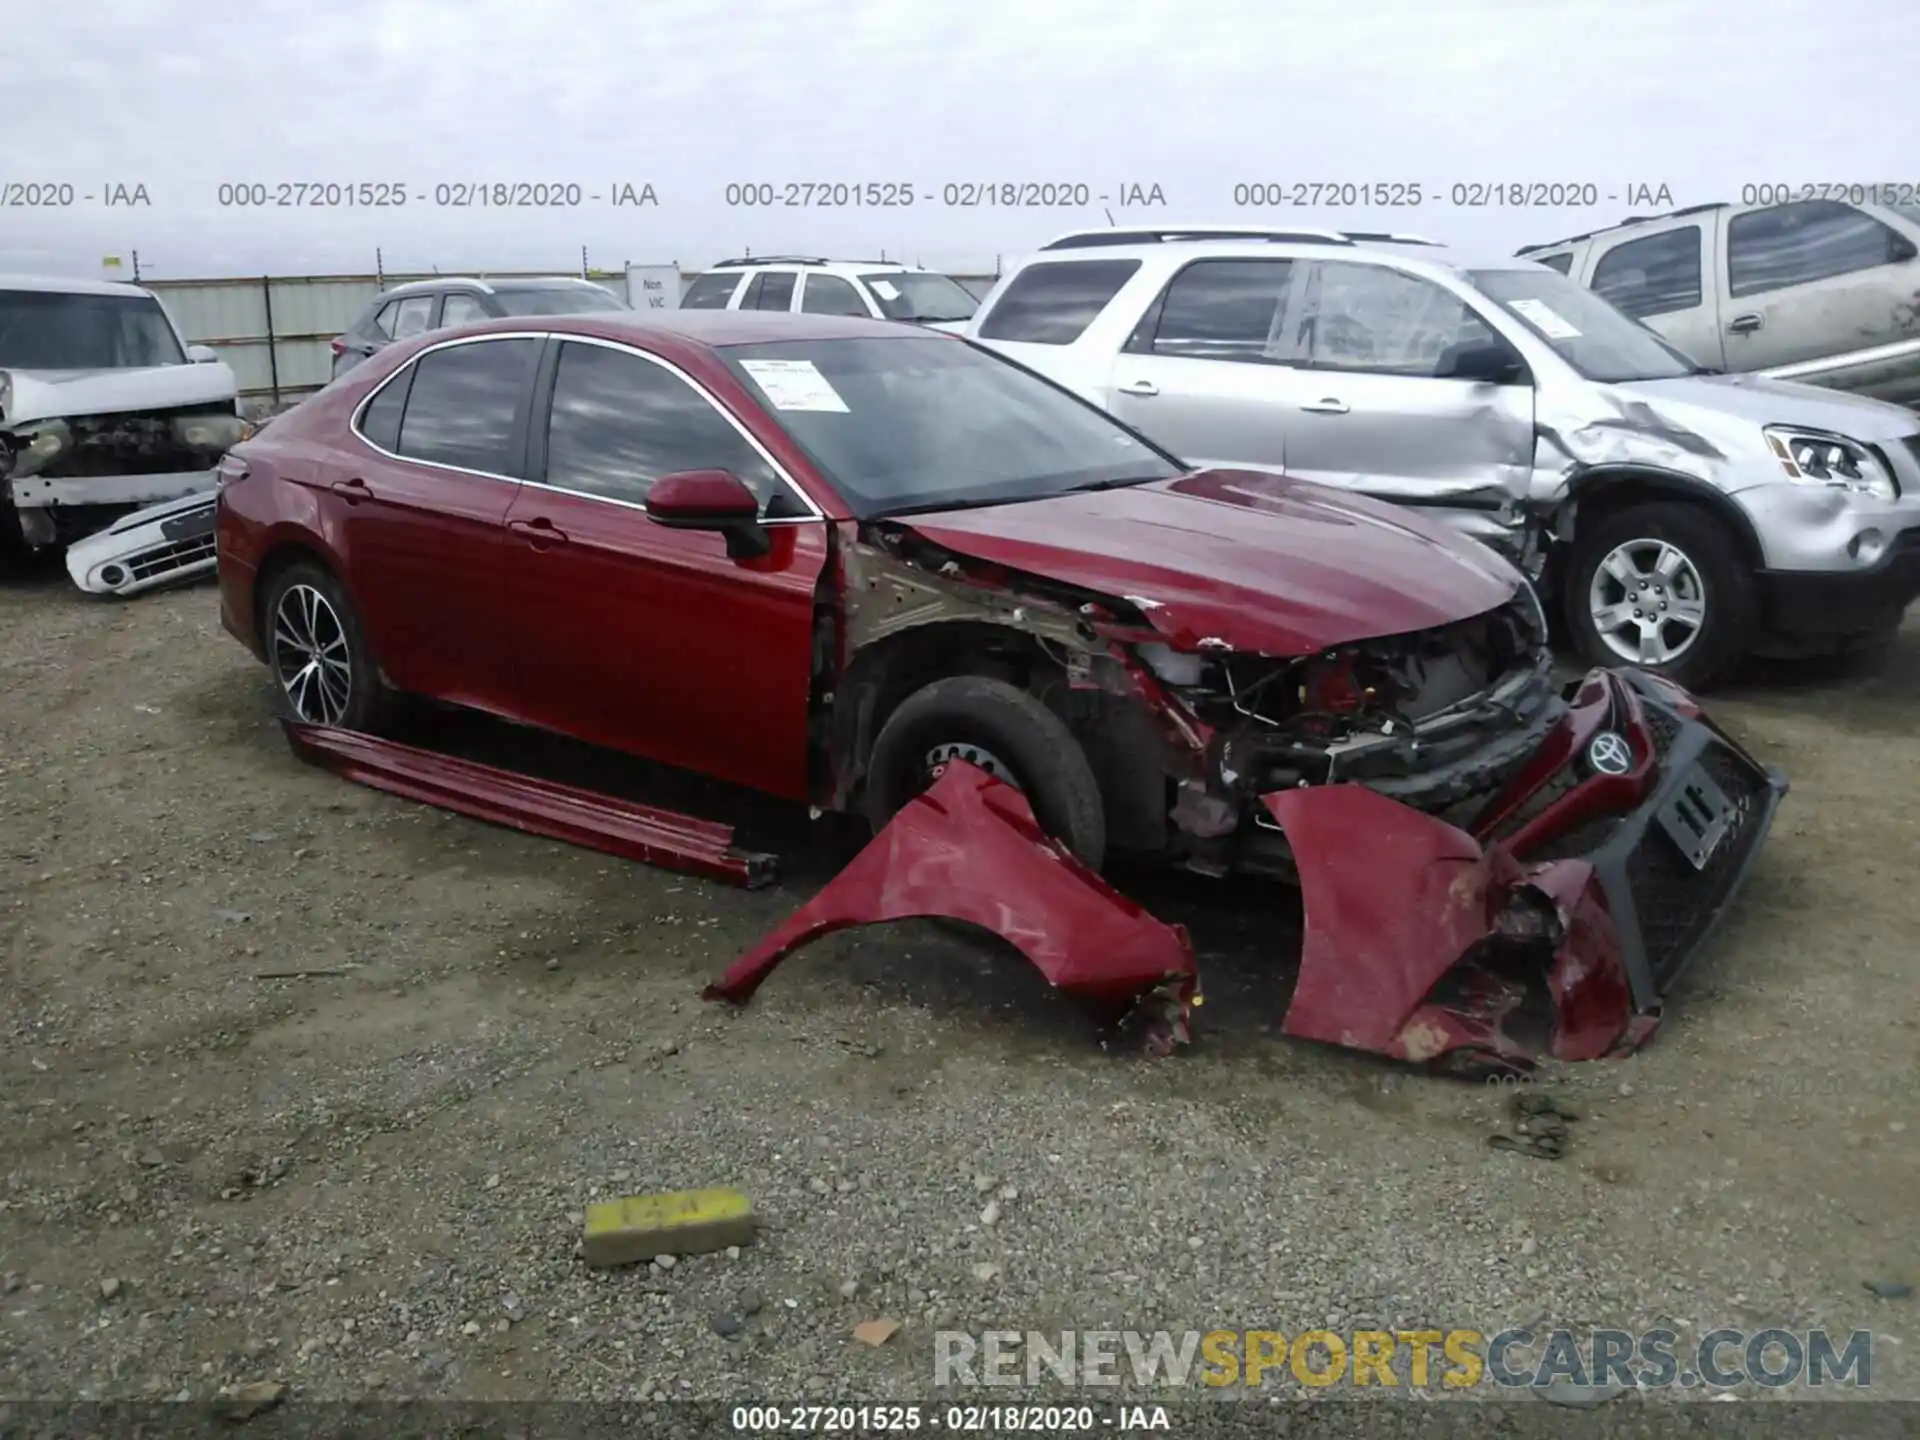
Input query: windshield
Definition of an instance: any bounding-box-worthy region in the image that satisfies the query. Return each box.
[0,289,186,369]
[1469,268,1698,383]
[722,336,1182,518]
[858,272,979,323]
[491,286,627,316]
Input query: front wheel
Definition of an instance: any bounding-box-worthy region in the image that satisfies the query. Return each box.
[258,560,392,731]
[863,675,1108,869]
[1564,502,1756,690]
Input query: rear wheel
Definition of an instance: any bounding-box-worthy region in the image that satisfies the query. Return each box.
[258,560,392,731]
[1565,502,1755,690]
[864,675,1107,869]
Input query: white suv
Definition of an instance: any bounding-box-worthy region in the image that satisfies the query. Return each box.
[679,256,979,330]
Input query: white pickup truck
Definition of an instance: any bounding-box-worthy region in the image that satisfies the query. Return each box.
[0,273,249,592]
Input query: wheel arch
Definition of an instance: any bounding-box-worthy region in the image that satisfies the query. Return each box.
[1559,465,1766,573]
[822,619,1077,810]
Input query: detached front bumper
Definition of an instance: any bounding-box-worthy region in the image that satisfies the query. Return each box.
[1266,666,1786,1072]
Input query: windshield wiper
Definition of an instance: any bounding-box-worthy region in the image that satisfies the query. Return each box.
[870,495,1025,519]
[1061,473,1168,494]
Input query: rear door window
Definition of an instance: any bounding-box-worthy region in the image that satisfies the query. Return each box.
[975,259,1141,344]
[799,274,869,316]
[439,293,490,327]
[1727,201,1914,296]
[755,272,799,310]
[1135,259,1298,361]
[392,337,540,474]
[1590,227,1703,318]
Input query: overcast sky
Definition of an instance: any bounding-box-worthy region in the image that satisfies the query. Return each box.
[4,0,1912,281]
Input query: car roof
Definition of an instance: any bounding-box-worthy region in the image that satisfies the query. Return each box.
[439,308,923,348]
[1006,237,1528,280]
[376,275,611,299]
[0,272,158,297]
[707,257,931,276]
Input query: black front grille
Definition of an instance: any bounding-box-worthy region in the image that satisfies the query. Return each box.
[1644,706,1682,760]
[1623,746,1771,989]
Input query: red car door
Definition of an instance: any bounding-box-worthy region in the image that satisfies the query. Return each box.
[332,334,542,713]
[499,336,828,802]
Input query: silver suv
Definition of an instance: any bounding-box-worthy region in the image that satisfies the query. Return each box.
[966,225,1920,687]
[1518,198,1920,408]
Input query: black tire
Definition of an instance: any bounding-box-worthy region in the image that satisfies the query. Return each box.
[257,559,392,732]
[1563,501,1755,691]
[864,675,1107,868]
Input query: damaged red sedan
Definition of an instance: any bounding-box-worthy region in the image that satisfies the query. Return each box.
[215,309,1785,1073]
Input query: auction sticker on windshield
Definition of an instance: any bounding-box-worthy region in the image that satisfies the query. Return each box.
[1508,298,1582,339]
[739,359,850,412]
[870,278,902,300]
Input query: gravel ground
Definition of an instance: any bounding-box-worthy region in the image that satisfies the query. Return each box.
[1,565,1916,1409]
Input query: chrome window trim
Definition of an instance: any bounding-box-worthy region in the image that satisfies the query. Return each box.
[349,329,828,525]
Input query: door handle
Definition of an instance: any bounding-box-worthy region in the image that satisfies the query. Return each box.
[1300,398,1350,414]
[1116,380,1159,397]
[329,477,370,502]
[508,517,568,548]
[1728,313,1764,334]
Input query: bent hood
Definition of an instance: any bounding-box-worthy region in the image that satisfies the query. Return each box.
[1,363,239,427]
[1619,372,1920,443]
[895,469,1523,656]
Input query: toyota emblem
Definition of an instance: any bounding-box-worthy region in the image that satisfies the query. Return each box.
[1586,731,1633,776]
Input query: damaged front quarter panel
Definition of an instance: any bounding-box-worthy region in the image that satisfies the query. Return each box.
[706,760,1199,1053]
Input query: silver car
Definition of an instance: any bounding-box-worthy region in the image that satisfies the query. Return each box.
[966,225,1920,687]
[1519,198,1920,408]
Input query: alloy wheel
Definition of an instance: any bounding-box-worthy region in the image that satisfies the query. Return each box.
[924,740,1023,789]
[1587,538,1708,667]
[272,584,353,724]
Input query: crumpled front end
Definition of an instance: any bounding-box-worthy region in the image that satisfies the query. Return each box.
[2,398,248,550]
[1265,666,1786,1073]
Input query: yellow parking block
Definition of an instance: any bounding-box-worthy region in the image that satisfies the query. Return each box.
[582,1187,758,1269]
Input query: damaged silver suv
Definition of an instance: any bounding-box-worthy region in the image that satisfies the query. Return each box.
[0,274,248,571]
[969,227,1920,687]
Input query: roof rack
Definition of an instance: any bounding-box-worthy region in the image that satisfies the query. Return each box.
[1038,225,1355,250]
[1515,201,1724,255]
[710,255,831,268]
[1339,230,1443,246]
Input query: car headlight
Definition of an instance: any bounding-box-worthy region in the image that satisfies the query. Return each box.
[1763,426,1897,500]
[9,420,72,477]
[172,412,250,450]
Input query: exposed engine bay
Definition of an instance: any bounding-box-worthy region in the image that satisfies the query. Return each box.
[830,522,1562,880]
[2,402,247,547]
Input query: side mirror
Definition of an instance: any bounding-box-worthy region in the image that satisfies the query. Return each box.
[644,469,771,559]
[1436,338,1529,385]
[186,344,220,364]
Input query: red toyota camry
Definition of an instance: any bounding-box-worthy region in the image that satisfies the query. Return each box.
[215,308,1782,1070]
